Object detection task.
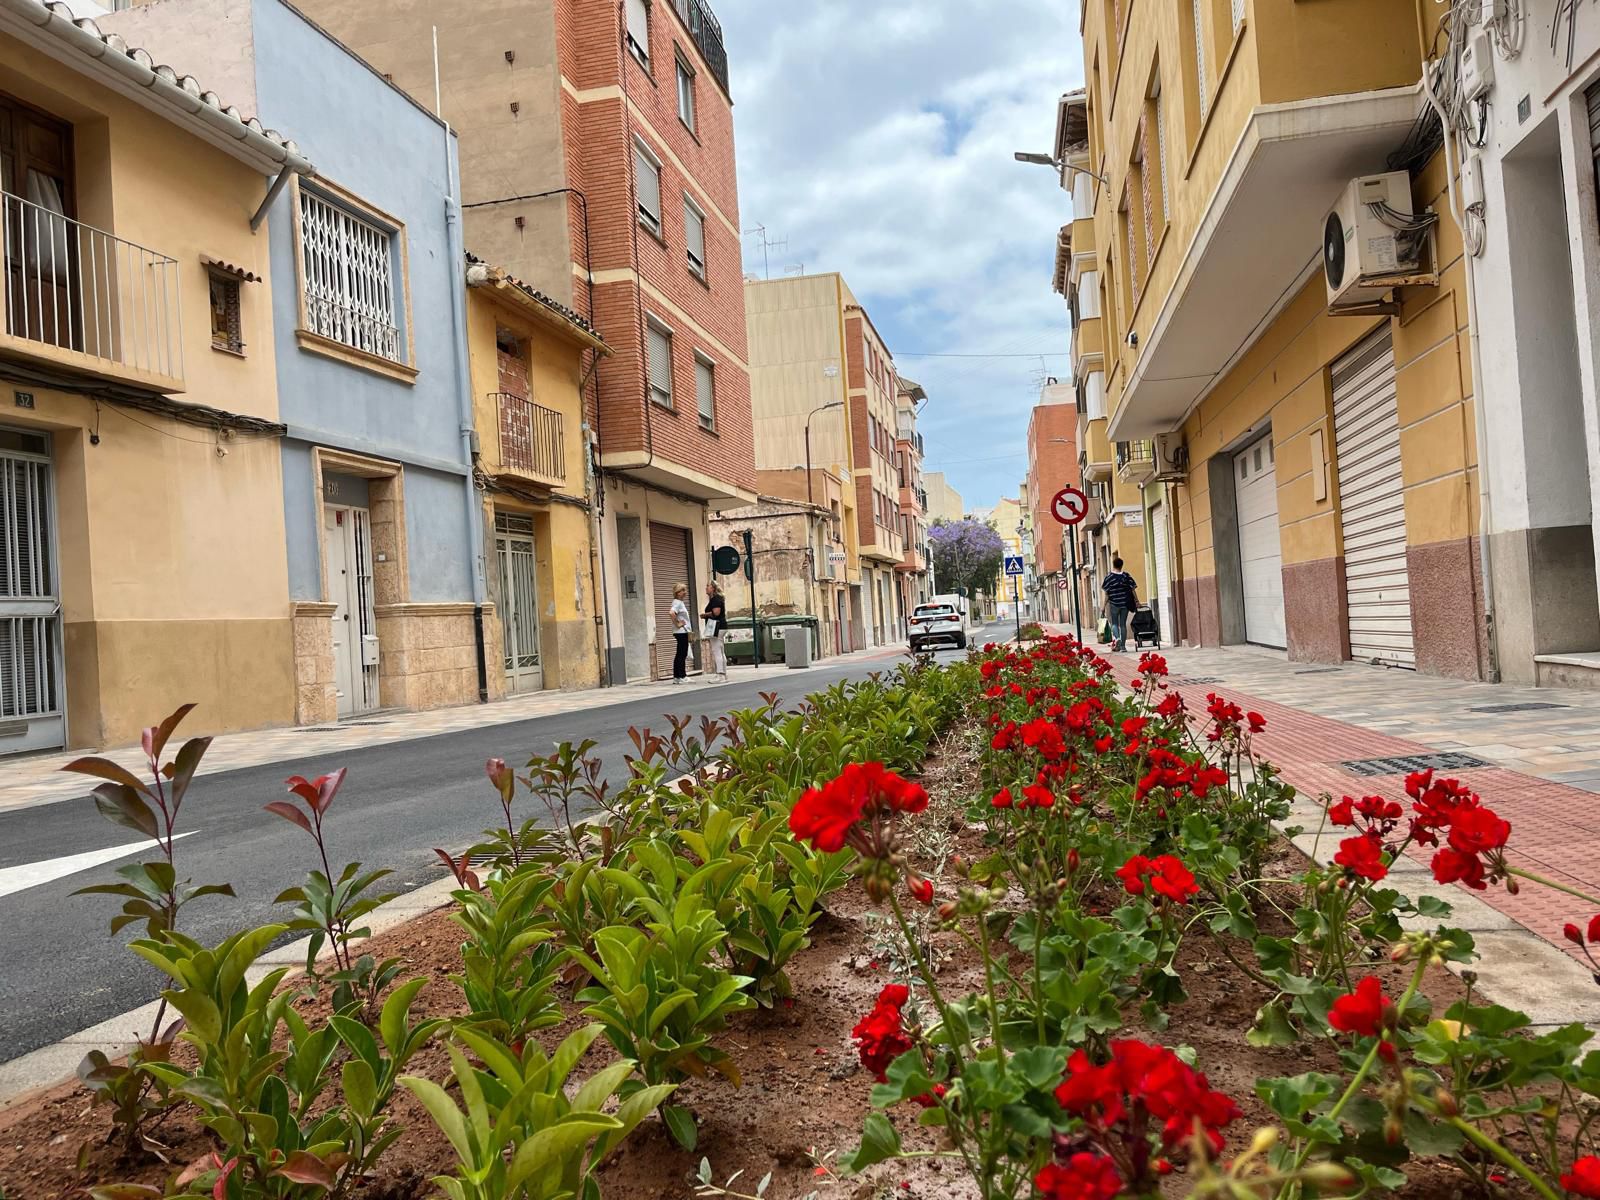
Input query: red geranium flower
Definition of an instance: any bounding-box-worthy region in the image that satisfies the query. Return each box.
[907,875,933,905]
[852,984,913,1081]
[1034,1154,1123,1200]
[1247,712,1267,733]
[1431,847,1487,890]
[1447,804,1510,855]
[1328,975,1393,1038]
[909,1082,948,1110]
[1116,854,1199,903]
[991,787,1014,809]
[1562,1157,1600,1198]
[1590,914,1600,943]
[1022,782,1056,809]
[1334,832,1388,882]
[788,762,926,855]
[1053,1039,1241,1163]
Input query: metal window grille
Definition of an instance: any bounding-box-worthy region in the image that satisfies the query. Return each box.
[695,356,715,428]
[209,273,243,353]
[647,322,673,407]
[1,443,59,722]
[298,188,401,363]
[351,507,379,710]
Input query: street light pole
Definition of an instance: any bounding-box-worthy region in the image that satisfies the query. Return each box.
[805,400,845,506]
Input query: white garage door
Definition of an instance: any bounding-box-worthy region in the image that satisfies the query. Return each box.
[1151,501,1172,645]
[1333,327,1413,668]
[1234,434,1285,648]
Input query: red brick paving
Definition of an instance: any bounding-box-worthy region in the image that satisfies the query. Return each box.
[1099,651,1600,962]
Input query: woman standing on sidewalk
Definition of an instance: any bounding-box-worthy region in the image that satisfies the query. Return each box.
[702,581,729,681]
[670,583,693,683]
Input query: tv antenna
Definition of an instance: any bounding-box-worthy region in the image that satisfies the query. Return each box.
[743,223,788,281]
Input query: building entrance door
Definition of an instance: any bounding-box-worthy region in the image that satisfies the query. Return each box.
[495,512,543,694]
[325,505,378,716]
[0,425,62,754]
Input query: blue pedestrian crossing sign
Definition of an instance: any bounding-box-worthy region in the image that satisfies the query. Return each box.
[1003,555,1025,577]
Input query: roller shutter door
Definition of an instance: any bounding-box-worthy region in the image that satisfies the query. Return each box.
[649,522,693,680]
[1333,327,1413,668]
[1234,434,1285,648]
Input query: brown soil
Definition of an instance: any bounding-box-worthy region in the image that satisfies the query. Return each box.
[0,736,1496,1200]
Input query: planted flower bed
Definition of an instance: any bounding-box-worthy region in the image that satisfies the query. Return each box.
[2,637,1598,1200]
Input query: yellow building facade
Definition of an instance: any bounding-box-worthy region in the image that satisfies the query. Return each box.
[0,10,311,751]
[464,262,609,695]
[1072,0,1484,677]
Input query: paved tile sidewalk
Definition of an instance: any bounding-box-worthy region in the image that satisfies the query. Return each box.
[0,645,908,815]
[1051,632,1600,965]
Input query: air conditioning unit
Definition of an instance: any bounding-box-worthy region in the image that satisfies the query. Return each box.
[1322,172,1420,309]
[1153,433,1187,482]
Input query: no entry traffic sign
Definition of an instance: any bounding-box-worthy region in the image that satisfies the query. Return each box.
[1051,485,1088,526]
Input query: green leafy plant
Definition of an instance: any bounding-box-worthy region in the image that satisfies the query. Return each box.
[448,865,565,1043]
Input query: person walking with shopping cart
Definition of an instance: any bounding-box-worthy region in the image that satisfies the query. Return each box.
[1100,557,1139,653]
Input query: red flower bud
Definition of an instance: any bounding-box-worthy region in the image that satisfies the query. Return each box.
[1566,922,1585,946]
[1067,847,1080,874]
[908,875,933,905]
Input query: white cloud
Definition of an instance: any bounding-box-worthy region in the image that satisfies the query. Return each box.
[717,0,1085,509]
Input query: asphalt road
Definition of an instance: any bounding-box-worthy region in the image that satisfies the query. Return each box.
[0,625,1006,1064]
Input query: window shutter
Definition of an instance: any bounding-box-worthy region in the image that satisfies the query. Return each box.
[634,144,661,229]
[1155,88,1169,224]
[1231,0,1245,31]
[1192,0,1209,119]
[647,323,672,405]
[696,357,715,425]
[685,201,705,273]
[625,0,650,59]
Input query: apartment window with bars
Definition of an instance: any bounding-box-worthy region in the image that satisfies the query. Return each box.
[208,272,244,354]
[694,353,715,430]
[646,318,673,409]
[297,187,402,362]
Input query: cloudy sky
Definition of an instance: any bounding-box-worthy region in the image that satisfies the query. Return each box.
[715,1,1085,515]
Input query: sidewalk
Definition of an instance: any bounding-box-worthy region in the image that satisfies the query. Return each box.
[0,644,908,816]
[1053,631,1600,969]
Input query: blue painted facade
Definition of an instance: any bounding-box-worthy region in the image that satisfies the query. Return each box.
[248,0,478,606]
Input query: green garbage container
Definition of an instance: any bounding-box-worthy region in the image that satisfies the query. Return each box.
[722,616,756,665]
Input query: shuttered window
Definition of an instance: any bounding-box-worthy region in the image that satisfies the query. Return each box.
[646,320,673,408]
[684,197,706,279]
[297,187,402,363]
[1192,0,1209,121]
[1587,80,1600,214]
[1232,0,1246,32]
[634,141,662,236]
[1153,81,1169,228]
[695,355,715,429]
[676,57,696,132]
[625,0,650,64]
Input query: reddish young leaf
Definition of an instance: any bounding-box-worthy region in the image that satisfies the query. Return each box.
[263,800,314,835]
[91,783,159,838]
[63,756,153,798]
[285,768,348,816]
[272,1150,338,1187]
[146,703,197,762]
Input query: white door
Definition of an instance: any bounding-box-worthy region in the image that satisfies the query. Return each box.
[1234,434,1286,648]
[1333,328,1413,668]
[326,506,378,716]
[0,427,63,754]
[1151,501,1173,645]
[495,512,543,694]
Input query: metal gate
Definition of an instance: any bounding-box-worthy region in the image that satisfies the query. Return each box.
[495,512,542,694]
[1333,327,1413,668]
[1234,433,1286,648]
[0,426,62,753]
[649,521,692,680]
[1151,501,1172,646]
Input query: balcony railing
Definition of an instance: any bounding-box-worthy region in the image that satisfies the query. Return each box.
[671,0,730,97]
[2,190,183,387]
[1116,439,1156,482]
[494,392,565,486]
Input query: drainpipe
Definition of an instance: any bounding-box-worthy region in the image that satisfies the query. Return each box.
[438,84,491,701]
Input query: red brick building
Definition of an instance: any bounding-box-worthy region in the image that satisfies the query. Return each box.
[895,378,932,615]
[1027,384,1082,624]
[299,0,756,683]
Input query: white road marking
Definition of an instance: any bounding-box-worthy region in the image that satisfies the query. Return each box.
[0,832,197,900]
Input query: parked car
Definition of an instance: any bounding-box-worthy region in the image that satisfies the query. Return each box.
[909,601,967,652]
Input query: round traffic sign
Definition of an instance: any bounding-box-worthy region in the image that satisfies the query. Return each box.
[712,545,742,575]
[1051,485,1088,526]
[1056,577,1071,590]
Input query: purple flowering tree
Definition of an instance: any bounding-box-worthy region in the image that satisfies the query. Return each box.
[928,518,1005,605]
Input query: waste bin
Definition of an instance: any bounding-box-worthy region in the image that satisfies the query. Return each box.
[767,615,820,667]
[722,617,756,665]
[781,625,813,669]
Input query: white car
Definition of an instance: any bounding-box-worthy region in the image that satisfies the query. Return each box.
[909,602,967,652]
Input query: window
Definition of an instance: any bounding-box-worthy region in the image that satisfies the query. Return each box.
[684,196,706,279]
[625,0,650,65]
[1231,0,1246,32]
[694,353,715,429]
[676,56,696,132]
[646,319,673,408]
[297,186,402,362]
[634,140,662,236]
[1189,0,1210,125]
[209,272,243,354]
[1149,74,1168,234]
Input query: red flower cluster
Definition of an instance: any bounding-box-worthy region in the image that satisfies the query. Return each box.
[1034,1153,1123,1200]
[1115,854,1200,903]
[1134,746,1229,803]
[1333,832,1388,882]
[789,762,928,854]
[1562,914,1600,946]
[1328,975,1395,1039]
[852,983,914,1081]
[1054,1039,1242,1161]
[1329,794,1403,827]
[909,1082,948,1109]
[1563,1156,1600,1198]
[1406,770,1512,890]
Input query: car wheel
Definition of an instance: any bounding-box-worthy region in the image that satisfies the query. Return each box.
[955,634,967,649]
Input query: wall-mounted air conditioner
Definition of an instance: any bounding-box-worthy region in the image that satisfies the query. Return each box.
[1153,433,1187,482]
[1322,172,1423,309]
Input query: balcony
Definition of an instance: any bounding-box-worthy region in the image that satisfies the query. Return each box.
[1116,439,1156,483]
[494,392,566,487]
[1,191,184,393]
[671,0,730,97]
[1072,315,1102,371]
[1082,417,1114,482]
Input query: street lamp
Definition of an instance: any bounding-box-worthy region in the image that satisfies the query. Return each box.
[805,400,845,507]
[1011,151,1112,188]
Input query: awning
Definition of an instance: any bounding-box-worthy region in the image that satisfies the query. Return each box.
[201,255,262,283]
